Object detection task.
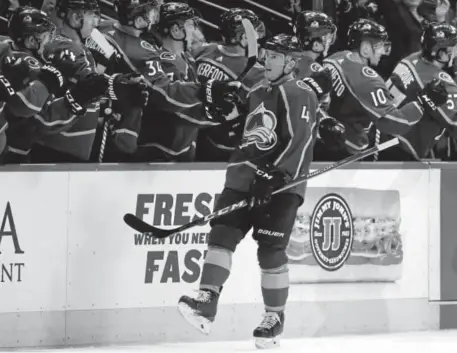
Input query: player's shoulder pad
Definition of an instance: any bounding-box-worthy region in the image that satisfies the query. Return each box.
[10,52,41,70]
[283,78,317,100]
[136,39,160,60]
[194,42,218,61]
[46,36,85,56]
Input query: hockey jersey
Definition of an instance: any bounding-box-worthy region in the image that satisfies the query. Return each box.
[101,24,215,159]
[295,56,323,79]
[38,27,100,161]
[323,50,425,153]
[137,48,216,161]
[225,76,320,199]
[0,40,87,161]
[194,43,265,162]
[388,52,457,159]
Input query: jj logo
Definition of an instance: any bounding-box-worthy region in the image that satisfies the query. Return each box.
[321,217,342,252]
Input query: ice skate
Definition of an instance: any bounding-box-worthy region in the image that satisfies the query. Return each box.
[178,289,219,335]
[253,311,284,349]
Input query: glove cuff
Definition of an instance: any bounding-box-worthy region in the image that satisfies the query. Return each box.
[0,75,16,101]
[64,89,86,115]
[38,65,65,95]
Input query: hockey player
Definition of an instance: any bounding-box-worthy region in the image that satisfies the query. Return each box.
[134,2,216,162]
[30,0,148,163]
[178,34,344,349]
[380,22,457,160]
[320,18,449,161]
[194,8,265,162]
[98,0,241,146]
[0,4,148,163]
[293,10,337,78]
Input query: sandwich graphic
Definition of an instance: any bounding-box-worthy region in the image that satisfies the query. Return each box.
[286,187,403,283]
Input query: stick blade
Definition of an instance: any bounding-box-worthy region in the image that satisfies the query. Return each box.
[378,137,399,152]
[123,213,171,239]
[237,18,258,81]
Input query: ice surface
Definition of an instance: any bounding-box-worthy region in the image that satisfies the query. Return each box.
[8,330,457,353]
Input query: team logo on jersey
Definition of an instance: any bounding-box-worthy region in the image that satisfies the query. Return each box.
[296,80,312,91]
[160,52,176,61]
[140,40,157,53]
[310,62,323,72]
[439,71,454,84]
[310,193,354,271]
[240,102,277,151]
[362,66,378,78]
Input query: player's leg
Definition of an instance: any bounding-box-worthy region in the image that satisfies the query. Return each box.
[251,192,301,349]
[178,187,251,334]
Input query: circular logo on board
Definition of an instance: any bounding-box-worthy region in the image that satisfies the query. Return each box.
[310,193,354,271]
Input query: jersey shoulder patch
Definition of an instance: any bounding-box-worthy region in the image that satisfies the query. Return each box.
[361,66,379,78]
[438,71,455,84]
[296,79,313,92]
[310,62,323,72]
[159,51,176,61]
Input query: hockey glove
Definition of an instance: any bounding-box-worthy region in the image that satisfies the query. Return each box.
[248,164,290,209]
[201,79,243,117]
[302,68,333,100]
[0,75,16,103]
[65,73,109,115]
[417,78,448,113]
[2,55,35,90]
[108,73,149,107]
[318,110,346,148]
[38,64,67,96]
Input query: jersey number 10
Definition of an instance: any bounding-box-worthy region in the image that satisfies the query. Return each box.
[370,88,388,107]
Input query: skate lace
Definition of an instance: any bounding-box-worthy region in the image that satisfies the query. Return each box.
[259,312,280,329]
[195,290,212,303]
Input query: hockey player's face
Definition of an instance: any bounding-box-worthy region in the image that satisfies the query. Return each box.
[264,50,287,81]
[79,11,99,39]
[366,41,390,66]
[37,31,54,57]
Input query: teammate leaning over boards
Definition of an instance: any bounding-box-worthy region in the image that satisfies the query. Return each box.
[381,22,457,160]
[177,34,344,350]
[294,10,336,79]
[194,8,265,162]
[134,2,218,162]
[320,19,449,161]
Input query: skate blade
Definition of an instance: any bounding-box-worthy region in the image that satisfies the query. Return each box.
[178,302,212,335]
[255,336,281,349]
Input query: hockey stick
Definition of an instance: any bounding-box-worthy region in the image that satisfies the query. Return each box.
[123,137,400,238]
[237,18,259,81]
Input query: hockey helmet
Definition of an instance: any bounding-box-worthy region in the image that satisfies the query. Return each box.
[421,22,457,60]
[293,11,336,50]
[114,0,160,26]
[261,34,303,58]
[347,18,390,54]
[220,8,263,45]
[159,2,198,32]
[57,0,100,17]
[8,6,56,45]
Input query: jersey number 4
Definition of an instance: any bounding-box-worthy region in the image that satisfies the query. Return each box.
[370,88,388,107]
[301,106,310,121]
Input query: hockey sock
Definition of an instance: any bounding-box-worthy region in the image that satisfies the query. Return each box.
[261,265,289,312]
[199,246,233,294]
